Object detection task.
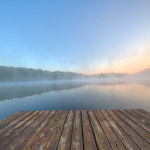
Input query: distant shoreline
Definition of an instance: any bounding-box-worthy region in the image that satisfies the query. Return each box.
[0,66,150,83]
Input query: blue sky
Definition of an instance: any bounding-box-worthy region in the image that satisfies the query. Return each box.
[0,0,150,74]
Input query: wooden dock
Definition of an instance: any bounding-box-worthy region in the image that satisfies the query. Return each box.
[0,109,150,150]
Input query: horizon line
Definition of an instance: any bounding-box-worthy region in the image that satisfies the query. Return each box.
[0,65,149,75]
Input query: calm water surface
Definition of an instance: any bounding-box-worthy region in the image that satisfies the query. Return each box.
[0,80,150,120]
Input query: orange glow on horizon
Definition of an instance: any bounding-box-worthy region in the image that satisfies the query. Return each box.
[85,45,150,75]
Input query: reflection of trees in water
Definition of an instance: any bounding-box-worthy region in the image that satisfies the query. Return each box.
[0,82,87,101]
[0,80,150,101]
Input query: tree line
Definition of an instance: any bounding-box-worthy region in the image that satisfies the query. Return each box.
[0,66,85,82]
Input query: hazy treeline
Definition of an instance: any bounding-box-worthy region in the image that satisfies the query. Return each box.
[0,66,149,82]
[0,66,85,82]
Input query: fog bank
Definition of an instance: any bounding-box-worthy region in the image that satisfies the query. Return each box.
[0,66,150,83]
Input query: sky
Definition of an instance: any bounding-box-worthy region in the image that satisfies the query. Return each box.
[0,0,150,74]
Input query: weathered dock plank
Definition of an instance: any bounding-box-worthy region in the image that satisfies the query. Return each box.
[44,111,68,150]
[0,109,150,150]
[121,110,150,133]
[57,111,74,150]
[99,110,126,150]
[112,110,150,149]
[82,110,97,150]
[88,110,112,150]
[71,111,83,150]
[105,110,140,150]
[19,111,59,150]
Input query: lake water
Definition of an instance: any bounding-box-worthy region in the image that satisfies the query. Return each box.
[0,80,150,120]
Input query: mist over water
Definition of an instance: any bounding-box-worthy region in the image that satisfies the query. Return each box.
[0,79,150,120]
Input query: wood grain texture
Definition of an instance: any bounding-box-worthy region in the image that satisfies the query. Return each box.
[27,111,62,150]
[88,110,112,150]
[111,110,150,144]
[71,111,83,150]
[44,111,68,150]
[57,111,74,150]
[82,110,97,150]
[2,111,49,150]
[121,109,150,133]
[0,109,150,150]
[98,110,126,150]
[106,110,141,150]
[113,110,150,149]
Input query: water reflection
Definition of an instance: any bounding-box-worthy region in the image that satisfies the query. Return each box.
[0,80,150,101]
[0,81,86,101]
[0,80,150,120]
